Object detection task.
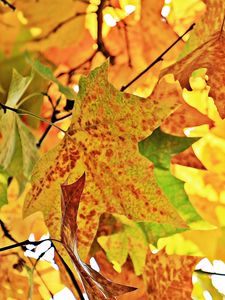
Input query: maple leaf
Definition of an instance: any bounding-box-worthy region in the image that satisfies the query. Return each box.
[143,249,200,299]
[98,215,148,276]
[0,69,39,193]
[160,0,225,125]
[104,0,183,92]
[139,127,203,226]
[0,167,8,206]
[60,173,136,299]
[14,0,88,51]
[24,62,186,260]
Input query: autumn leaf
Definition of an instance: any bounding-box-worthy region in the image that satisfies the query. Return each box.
[0,69,38,192]
[143,249,200,299]
[25,53,76,100]
[161,0,225,121]
[0,167,8,207]
[60,173,136,299]
[98,215,148,276]
[15,0,88,50]
[105,0,183,93]
[24,62,186,260]
[139,127,205,226]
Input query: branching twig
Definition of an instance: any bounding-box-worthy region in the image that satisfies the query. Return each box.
[36,95,72,147]
[97,0,115,64]
[195,269,225,277]
[34,12,88,42]
[120,23,195,92]
[0,101,67,138]
[57,50,97,82]
[0,220,84,300]
[54,246,85,300]
[0,0,16,11]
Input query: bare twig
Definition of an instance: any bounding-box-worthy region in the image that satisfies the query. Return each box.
[34,11,89,42]
[97,0,115,64]
[54,246,85,300]
[120,23,195,92]
[57,50,97,81]
[195,269,225,277]
[0,0,16,11]
[0,220,84,299]
[0,101,66,134]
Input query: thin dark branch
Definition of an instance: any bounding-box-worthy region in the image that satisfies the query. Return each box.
[120,23,195,92]
[0,0,16,10]
[0,220,57,298]
[36,95,68,148]
[220,13,225,34]
[0,219,17,243]
[122,21,132,68]
[96,0,115,64]
[56,112,72,122]
[54,246,85,300]
[195,269,225,277]
[34,12,88,42]
[0,101,66,137]
[0,238,61,252]
[36,124,52,148]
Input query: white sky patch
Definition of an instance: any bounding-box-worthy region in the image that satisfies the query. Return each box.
[51,287,77,300]
[211,260,225,295]
[161,5,171,18]
[24,233,58,270]
[165,0,171,4]
[124,4,136,15]
[83,293,89,300]
[73,84,79,93]
[90,257,100,272]
[104,14,117,27]
[195,258,225,296]
[203,290,213,300]
[195,258,214,272]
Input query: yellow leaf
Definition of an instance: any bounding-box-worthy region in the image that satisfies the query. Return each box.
[24,63,186,260]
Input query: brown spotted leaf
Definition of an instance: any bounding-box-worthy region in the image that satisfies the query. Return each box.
[143,249,201,300]
[24,62,186,260]
[60,174,136,299]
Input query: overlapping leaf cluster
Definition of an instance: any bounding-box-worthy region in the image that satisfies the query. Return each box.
[0,0,225,299]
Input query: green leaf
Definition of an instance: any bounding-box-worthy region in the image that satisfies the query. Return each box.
[6,69,34,107]
[0,70,38,192]
[0,167,9,207]
[26,53,76,100]
[139,128,204,226]
[0,53,48,128]
[0,112,38,192]
[138,127,199,169]
[98,215,148,276]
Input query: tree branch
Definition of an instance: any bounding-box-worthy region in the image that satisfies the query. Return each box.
[0,101,67,136]
[0,0,16,11]
[120,23,195,92]
[97,0,115,64]
[34,11,88,42]
[195,269,225,277]
[0,220,84,300]
[54,246,85,300]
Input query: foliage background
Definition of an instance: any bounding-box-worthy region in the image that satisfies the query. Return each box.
[0,0,225,299]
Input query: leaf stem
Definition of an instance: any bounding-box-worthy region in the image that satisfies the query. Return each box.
[120,23,195,92]
[17,92,44,108]
[0,101,67,134]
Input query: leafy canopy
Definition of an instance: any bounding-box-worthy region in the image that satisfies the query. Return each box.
[0,0,225,299]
